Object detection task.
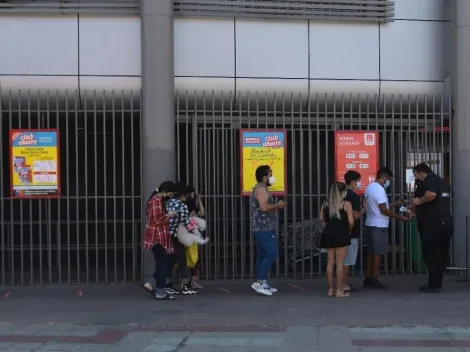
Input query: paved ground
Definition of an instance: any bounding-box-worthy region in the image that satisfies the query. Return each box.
[0,276,470,351]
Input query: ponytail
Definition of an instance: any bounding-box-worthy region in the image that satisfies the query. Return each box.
[147,181,177,203]
[147,187,159,204]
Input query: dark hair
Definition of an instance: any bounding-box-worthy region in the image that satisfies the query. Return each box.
[344,170,361,185]
[147,180,177,203]
[178,184,193,197]
[376,166,393,179]
[255,165,271,182]
[413,163,433,174]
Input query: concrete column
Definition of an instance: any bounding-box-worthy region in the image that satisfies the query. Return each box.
[452,0,470,269]
[141,0,175,278]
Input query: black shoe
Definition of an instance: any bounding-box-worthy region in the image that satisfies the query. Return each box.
[155,292,175,300]
[181,284,197,295]
[419,285,441,293]
[362,277,374,287]
[370,278,388,289]
[165,283,181,295]
[363,277,388,289]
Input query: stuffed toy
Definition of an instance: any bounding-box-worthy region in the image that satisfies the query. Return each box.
[176,216,210,247]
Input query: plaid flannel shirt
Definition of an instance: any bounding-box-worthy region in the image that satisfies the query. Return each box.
[143,195,175,253]
[166,198,190,237]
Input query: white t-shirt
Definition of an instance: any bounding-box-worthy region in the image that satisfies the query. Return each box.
[365,182,390,228]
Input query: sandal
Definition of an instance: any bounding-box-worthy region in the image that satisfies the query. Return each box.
[335,290,350,298]
[328,289,335,297]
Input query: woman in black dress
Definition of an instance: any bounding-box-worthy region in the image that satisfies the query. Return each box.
[320,182,355,298]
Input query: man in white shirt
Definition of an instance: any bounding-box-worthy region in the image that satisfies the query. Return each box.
[363,167,409,289]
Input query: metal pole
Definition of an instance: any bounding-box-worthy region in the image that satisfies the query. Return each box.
[140,0,175,279]
[452,0,470,270]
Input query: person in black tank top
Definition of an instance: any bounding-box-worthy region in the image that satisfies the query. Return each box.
[320,182,355,298]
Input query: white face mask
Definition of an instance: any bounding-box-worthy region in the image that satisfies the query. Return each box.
[355,181,362,189]
[268,176,275,186]
[384,180,391,189]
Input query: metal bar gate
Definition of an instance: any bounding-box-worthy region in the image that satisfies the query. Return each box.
[175,91,453,281]
[0,90,452,285]
[0,89,142,286]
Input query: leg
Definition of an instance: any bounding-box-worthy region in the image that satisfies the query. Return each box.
[165,254,176,284]
[254,232,267,281]
[144,244,174,300]
[190,261,203,289]
[257,231,279,281]
[251,231,278,296]
[437,235,451,288]
[343,239,359,291]
[326,248,336,295]
[365,227,374,278]
[364,227,388,289]
[335,246,349,297]
[171,238,193,293]
[422,239,441,289]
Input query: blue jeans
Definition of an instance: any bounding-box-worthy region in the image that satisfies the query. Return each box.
[253,231,279,281]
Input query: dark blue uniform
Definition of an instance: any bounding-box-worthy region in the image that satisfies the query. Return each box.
[415,173,452,290]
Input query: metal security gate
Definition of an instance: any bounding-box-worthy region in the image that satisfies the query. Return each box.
[0,90,142,286]
[175,91,452,280]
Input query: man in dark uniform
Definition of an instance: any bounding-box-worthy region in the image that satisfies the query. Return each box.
[410,163,452,293]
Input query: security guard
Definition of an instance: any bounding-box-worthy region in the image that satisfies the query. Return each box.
[411,163,452,293]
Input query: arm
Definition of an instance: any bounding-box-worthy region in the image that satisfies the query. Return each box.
[150,198,169,225]
[197,198,205,217]
[413,176,438,206]
[320,201,326,222]
[351,195,365,220]
[379,203,408,221]
[344,201,355,230]
[414,191,437,205]
[255,187,279,213]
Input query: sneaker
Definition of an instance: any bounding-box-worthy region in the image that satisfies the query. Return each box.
[165,283,181,295]
[142,282,156,297]
[262,281,278,293]
[181,284,197,295]
[155,292,175,300]
[251,282,273,296]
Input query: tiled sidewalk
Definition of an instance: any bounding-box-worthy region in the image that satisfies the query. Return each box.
[0,324,470,351]
[0,277,470,351]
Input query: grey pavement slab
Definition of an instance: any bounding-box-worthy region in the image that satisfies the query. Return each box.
[0,276,469,327]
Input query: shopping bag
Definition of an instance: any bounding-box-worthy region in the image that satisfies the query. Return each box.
[186,244,199,268]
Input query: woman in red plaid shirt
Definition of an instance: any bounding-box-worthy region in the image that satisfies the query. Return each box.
[142,181,178,300]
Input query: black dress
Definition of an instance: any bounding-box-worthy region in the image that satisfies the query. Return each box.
[321,201,351,248]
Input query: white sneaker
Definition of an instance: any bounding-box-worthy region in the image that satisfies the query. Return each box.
[263,282,278,293]
[251,282,273,296]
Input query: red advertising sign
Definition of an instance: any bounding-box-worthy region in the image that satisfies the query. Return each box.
[335,131,379,195]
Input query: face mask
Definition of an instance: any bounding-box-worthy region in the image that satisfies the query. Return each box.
[268,176,275,186]
[355,181,362,189]
[415,179,422,186]
[163,194,171,202]
[384,180,391,189]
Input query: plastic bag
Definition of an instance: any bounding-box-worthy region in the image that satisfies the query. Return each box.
[186,244,199,268]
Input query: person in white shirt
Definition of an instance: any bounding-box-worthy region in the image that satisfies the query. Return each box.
[363,167,409,289]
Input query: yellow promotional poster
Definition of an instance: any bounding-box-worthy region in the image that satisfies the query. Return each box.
[240,130,287,196]
[10,129,60,199]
